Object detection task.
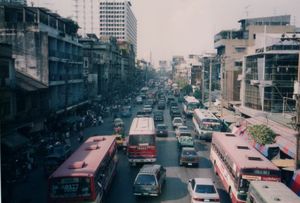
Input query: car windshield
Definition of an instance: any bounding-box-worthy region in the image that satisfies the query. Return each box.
[195,184,216,194]
[201,122,221,131]
[157,125,166,130]
[129,135,155,146]
[135,174,156,186]
[50,177,91,198]
[183,150,197,156]
[180,133,191,137]
[174,119,182,123]
[179,126,188,130]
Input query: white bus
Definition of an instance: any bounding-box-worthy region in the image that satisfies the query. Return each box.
[247,181,300,203]
[182,96,200,116]
[192,109,222,140]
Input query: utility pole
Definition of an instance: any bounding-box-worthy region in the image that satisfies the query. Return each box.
[209,58,212,108]
[295,52,300,169]
[201,65,205,105]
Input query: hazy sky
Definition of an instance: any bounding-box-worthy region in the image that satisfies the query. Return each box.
[35,0,300,66]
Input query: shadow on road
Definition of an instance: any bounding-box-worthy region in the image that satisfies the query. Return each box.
[217,188,231,203]
[198,156,212,168]
[194,140,210,151]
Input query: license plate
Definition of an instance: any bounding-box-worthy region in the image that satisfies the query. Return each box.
[160,131,163,133]
[188,163,192,166]
[143,193,149,195]
[204,199,210,202]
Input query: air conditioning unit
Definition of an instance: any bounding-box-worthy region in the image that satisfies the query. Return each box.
[293,81,300,96]
[250,80,260,85]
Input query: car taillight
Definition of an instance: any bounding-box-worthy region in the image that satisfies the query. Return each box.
[193,197,219,202]
[193,197,204,201]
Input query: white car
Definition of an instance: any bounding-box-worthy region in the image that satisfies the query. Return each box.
[143,105,152,113]
[175,125,188,137]
[188,178,220,203]
[136,96,143,104]
[172,117,184,128]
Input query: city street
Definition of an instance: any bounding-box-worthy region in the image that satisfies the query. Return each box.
[10,101,231,203]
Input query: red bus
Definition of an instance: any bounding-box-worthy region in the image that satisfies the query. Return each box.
[127,117,156,165]
[48,136,118,203]
[210,132,281,203]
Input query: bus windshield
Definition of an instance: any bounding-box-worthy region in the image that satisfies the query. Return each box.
[50,177,92,198]
[201,122,221,131]
[129,135,155,146]
[187,103,199,111]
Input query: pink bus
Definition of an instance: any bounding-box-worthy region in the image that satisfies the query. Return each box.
[210,132,281,203]
[48,136,118,203]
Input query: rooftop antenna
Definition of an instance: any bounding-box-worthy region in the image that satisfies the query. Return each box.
[273,7,278,16]
[245,5,250,18]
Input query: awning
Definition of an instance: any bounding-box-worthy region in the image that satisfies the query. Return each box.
[272,159,295,169]
[16,71,48,91]
[275,136,296,159]
[2,132,29,149]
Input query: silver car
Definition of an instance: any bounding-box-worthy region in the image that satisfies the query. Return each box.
[133,164,166,196]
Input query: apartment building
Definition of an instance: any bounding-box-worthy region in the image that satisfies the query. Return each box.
[73,0,137,53]
[0,4,87,133]
[214,15,296,108]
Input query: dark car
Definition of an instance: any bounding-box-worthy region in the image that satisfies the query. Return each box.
[170,101,178,108]
[133,164,166,196]
[156,124,168,137]
[179,147,199,167]
[167,97,175,105]
[44,144,72,176]
[145,99,155,107]
[157,101,165,110]
[153,111,164,122]
[170,109,181,119]
[121,106,132,117]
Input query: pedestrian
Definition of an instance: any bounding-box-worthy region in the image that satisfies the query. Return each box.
[98,115,103,125]
[78,131,84,143]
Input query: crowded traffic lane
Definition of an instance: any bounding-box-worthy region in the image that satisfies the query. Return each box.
[105,103,231,203]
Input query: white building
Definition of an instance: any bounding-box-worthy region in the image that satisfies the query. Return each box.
[99,0,137,53]
[73,0,137,54]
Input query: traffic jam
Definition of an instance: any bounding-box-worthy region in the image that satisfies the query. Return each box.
[47,78,300,203]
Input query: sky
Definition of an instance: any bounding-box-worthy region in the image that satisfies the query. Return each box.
[31,0,300,66]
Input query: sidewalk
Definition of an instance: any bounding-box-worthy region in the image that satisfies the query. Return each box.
[8,115,114,203]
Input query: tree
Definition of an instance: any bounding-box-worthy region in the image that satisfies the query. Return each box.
[193,89,201,99]
[182,84,193,95]
[247,125,276,145]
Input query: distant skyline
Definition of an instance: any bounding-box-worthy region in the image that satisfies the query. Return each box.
[29,0,300,66]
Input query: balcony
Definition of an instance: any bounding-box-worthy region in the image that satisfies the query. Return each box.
[214,30,248,48]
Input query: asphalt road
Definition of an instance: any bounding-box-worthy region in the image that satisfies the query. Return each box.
[105,103,231,203]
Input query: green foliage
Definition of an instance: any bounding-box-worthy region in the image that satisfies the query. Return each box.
[193,89,201,99]
[176,79,188,89]
[182,84,193,95]
[247,125,276,145]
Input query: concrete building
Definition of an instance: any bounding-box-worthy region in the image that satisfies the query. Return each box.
[73,0,137,53]
[0,0,26,5]
[73,0,100,37]
[0,4,87,125]
[118,40,135,95]
[239,33,300,115]
[214,15,296,108]
[171,56,185,82]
